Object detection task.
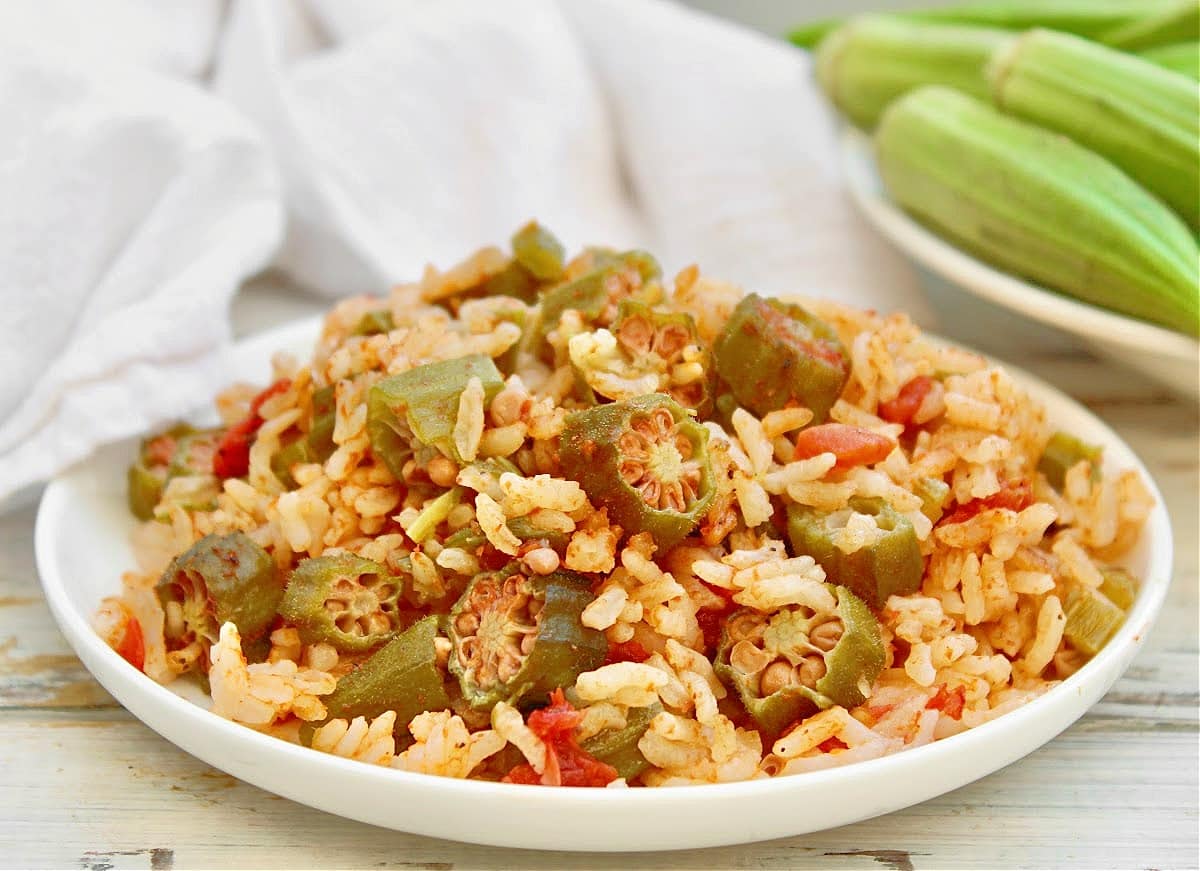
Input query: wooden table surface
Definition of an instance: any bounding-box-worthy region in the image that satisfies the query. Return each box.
[1,280,1196,871]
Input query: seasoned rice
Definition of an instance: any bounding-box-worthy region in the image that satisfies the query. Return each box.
[96,224,1153,789]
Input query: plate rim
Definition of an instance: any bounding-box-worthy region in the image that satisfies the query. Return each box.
[33,315,1176,850]
[839,126,1199,364]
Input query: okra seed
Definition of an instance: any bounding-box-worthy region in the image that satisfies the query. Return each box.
[523,547,561,575]
[810,619,844,652]
[760,660,797,696]
[433,636,451,669]
[427,455,459,488]
[490,387,528,427]
[797,655,827,688]
[730,639,773,675]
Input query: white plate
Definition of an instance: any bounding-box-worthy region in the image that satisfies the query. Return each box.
[840,126,1199,397]
[35,316,1173,852]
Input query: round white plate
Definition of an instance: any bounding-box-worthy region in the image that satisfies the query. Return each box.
[840,126,1199,397]
[35,316,1173,852]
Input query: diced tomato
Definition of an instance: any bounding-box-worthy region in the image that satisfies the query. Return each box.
[692,579,737,653]
[794,423,896,470]
[527,690,587,739]
[502,689,619,787]
[477,545,513,572]
[114,614,145,672]
[143,434,178,467]
[878,376,936,426]
[926,684,966,720]
[502,764,541,785]
[695,609,721,653]
[865,703,896,723]
[940,479,1033,526]
[817,736,848,753]
[249,378,292,418]
[212,379,291,479]
[551,743,619,788]
[604,640,650,665]
[212,419,256,479]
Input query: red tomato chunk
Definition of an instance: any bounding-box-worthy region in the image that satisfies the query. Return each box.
[213,379,291,479]
[115,612,145,672]
[604,640,650,665]
[940,479,1033,526]
[794,423,895,470]
[878,375,936,426]
[502,690,619,787]
[926,684,966,720]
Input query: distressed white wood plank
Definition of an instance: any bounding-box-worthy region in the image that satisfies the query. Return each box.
[0,710,1194,871]
[0,506,115,709]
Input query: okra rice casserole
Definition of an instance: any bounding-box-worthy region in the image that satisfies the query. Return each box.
[95,223,1153,787]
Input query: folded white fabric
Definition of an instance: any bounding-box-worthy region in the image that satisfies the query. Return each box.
[564,0,929,309]
[215,0,927,310]
[0,0,225,78]
[213,0,646,297]
[0,40,282,504]
[0,0,926,505]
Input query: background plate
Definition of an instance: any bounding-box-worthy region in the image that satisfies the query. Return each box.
[840,126,1199,398]
[35,316,1173,851]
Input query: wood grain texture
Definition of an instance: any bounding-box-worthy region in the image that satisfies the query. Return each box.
[1,283,1196,870]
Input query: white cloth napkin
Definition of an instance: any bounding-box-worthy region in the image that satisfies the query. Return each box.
[0,38,282,504]
[0,0,926,506]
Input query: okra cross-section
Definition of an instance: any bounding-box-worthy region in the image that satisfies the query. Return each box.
[787,497,923,608]
[127,424,219,520]
[558,394,715,549]
[278,553,404,653]
[579,703,661,780]
[536,250,661,349]
[156,532,283,674]
[713,293,849,421]
[511,220,566,282]
[448,566,607,711]
[367,354,505,474]
[715,586,884,740]
[571,299,712,413]
[1038,430,1103,491]
[319,615,450,730]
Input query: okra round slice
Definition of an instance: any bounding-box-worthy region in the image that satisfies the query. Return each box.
[1038,430,1103,491]
[579,703,661,781]
[713,293,849,421]
[351,309,395,337]
[167,429,222,478]
[714,587,883,740]
[558,394,715,549]
[270,434,313,490]
[448,566,606,711]
[578,299,712,413]
[126,423,202,520]
[319,615,450,730]
[127,463,166,521]
[366,354,505,474]
[156,532,282,673]
[786,497,923,608]
[1099,566,1138,611]
[536,250,662,349]
[914,476,952,524]
[1064,587,1125,657]
[512,220,566,282]
[307,384,337,463]
[279,553,404,653]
